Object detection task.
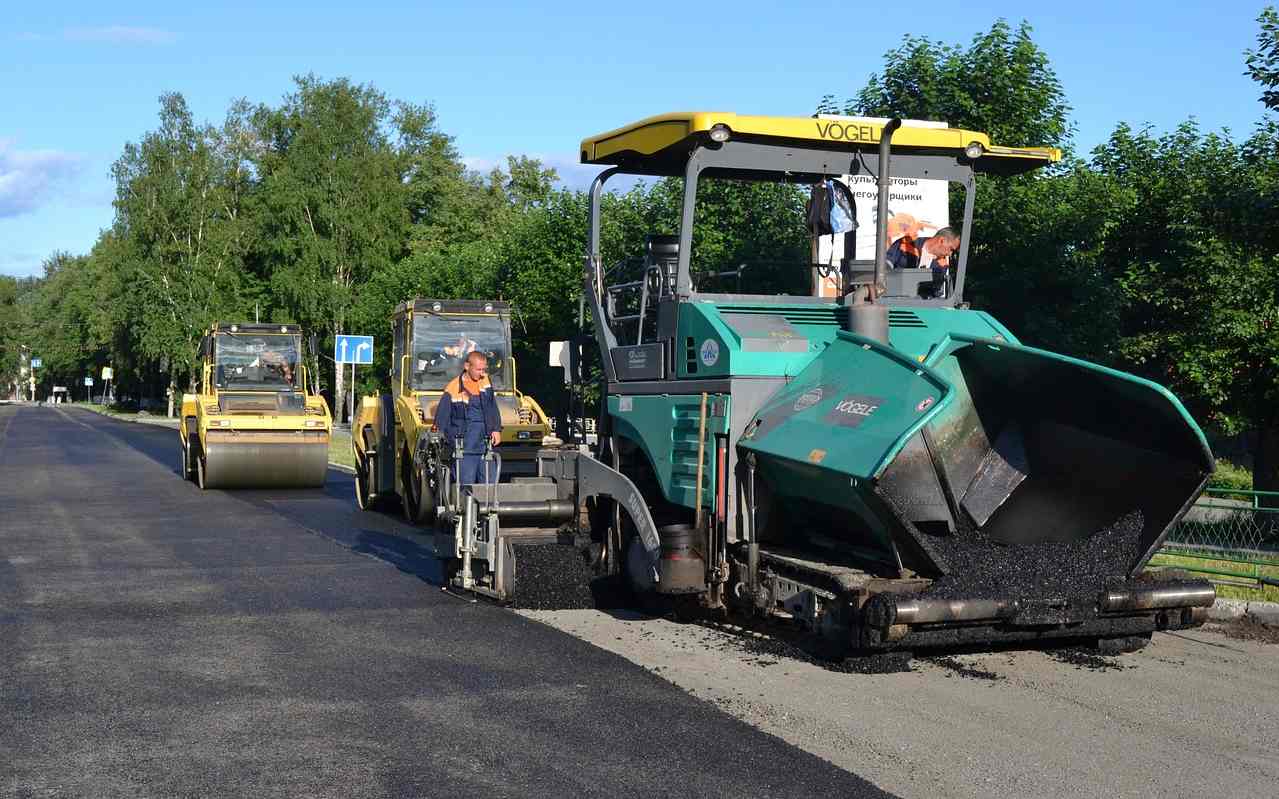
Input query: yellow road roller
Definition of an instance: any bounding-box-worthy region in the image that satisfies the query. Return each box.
[179,322,331,489]
[351,299,554,521]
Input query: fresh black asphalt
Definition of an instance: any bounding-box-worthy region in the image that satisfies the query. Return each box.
[0,405,893,798]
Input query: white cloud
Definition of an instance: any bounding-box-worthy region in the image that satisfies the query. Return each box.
[63,26,178,45]
[0,140,86,219]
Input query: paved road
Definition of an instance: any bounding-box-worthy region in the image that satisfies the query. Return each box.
[0,405,890,798]
[524,609,1279,799]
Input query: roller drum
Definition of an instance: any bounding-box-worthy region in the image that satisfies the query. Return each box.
[201,432,329,488]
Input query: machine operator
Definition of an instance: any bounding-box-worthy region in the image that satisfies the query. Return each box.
[886,226,960,298]
[434,351,503,485]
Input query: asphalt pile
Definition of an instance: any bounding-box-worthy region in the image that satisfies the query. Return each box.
[920,509,1145,601]
[509,544,599,609]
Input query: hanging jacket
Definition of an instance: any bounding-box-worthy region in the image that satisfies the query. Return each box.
[806,180,857,236]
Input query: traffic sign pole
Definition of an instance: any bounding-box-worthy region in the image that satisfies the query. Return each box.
[334,335,374,427]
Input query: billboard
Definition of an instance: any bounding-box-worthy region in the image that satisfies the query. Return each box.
[812,116,951,298]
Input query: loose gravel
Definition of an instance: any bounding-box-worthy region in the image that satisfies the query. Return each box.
[700,620,915,674]
[923,655,1005,680]
[1047,647,1129,671]
[1211,614,1279,644]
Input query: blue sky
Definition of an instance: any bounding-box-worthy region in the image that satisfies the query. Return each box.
[1,1,1272,277]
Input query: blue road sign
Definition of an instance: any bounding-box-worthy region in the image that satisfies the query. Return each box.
[335,334,374,365]
[30,357,42,368]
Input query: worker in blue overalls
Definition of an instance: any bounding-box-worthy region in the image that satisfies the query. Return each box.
[434,350,503,484]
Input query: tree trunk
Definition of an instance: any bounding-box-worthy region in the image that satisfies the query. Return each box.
[167,378,176,418]
[333,324,345,424]
[1253,416,1279,509]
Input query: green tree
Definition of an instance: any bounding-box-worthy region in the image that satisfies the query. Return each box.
[112,92,256,413]
[1096,121,1279,495]
[0,275,29,397]
[17,252,115,398]
[840,19,1071,149]
[252,75,451,418]
[1246,6,1279,111]
[504,156,558,210]
[830,19,1108,355]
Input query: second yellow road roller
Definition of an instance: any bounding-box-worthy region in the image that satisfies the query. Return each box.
[179,322,331,489]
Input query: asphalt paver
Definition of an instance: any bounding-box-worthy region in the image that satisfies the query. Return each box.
[0,405,892,798]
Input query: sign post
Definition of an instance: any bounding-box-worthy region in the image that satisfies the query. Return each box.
[334,335,374,425]
[101,366,114,404]
[29,357,41,401]
[83,376,94,403]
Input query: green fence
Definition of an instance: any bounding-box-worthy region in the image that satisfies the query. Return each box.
[1153,489,1279,600]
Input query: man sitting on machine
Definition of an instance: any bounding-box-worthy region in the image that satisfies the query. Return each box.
[434,351,503,485]
[886,226,960,298]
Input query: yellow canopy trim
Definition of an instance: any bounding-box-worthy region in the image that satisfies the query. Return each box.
[581,112,1061,171]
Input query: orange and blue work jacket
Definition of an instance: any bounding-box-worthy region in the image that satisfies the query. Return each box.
[434,374,502,444]
[886,235,949,271]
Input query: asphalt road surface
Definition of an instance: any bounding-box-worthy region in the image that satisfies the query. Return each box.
[0,405,889,799]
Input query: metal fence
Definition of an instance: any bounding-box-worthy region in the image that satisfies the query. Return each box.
[1156,489,1279,597]
[1165,489,1279,555]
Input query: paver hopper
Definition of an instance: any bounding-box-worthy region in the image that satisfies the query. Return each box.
[737,330,1215,649]
[179,323,330,489]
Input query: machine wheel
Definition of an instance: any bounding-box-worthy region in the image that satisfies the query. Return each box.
[355,457,374,510]
[355,451,396,512]
[196,449,209,490]
[401,447,437,525]
[179,439,191,481]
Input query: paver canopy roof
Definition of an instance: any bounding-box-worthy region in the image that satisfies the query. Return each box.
[580,112,1061,177]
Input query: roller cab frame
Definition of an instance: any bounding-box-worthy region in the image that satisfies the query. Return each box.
[351,299,661,601]
[179,323,331,489]
[572,111,1216,654]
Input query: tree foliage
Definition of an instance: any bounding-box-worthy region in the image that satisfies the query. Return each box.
[6,11,1279,491]
[1246,6,1279,111]
[111,92,256,391]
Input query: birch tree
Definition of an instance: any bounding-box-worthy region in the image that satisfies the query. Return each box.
[112,92,254,414]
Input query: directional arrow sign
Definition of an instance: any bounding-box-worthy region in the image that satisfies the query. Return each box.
[335,334,374,365]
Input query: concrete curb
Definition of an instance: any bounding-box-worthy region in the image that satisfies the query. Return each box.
[1209,598,1279,625]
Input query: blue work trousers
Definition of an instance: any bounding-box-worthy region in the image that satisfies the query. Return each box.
[454,400,496,485]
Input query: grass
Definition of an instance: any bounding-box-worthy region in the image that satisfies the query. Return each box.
[73,401,175,423]
[1148,551,1279,603]
[1208,458,1254,498]
[328,428,356,470]
[73,401,124,417]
